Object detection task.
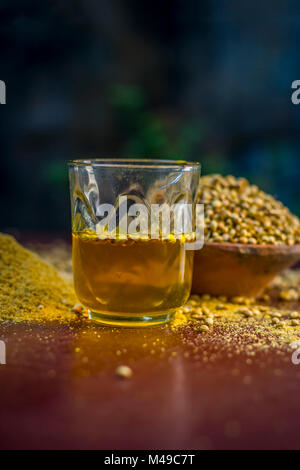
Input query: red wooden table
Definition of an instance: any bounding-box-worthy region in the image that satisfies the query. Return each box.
[1,237,300,449]
[1,314,300,449]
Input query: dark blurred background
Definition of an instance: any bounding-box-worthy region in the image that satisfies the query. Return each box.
[1,0,300,237]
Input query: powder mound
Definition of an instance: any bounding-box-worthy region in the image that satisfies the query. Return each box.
[0,233,77,322]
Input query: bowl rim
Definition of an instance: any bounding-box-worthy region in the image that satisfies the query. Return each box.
[201,241,300,255]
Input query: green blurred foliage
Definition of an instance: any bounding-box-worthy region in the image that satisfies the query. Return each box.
[110,84,205,160]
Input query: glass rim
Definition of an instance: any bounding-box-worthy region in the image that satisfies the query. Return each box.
[68,158,201,171]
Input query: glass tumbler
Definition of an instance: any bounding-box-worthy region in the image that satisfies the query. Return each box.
[68,159,201,327]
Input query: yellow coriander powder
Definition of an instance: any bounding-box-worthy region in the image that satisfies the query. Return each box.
[0,233,76,322]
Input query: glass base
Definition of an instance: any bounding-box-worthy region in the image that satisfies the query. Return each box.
[88,310,175,327]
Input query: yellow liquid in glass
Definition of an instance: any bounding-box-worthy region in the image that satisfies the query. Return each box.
[72,231,194,324]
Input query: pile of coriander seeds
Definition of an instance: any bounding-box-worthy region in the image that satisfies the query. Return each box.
[198,174,300,245]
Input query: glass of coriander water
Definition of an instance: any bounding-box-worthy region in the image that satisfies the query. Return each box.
[68,159,201,327]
